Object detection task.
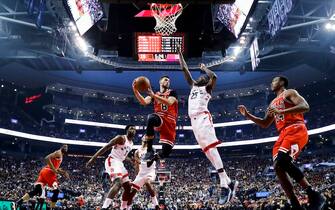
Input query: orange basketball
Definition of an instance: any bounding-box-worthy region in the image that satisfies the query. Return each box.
[134,76,151,92]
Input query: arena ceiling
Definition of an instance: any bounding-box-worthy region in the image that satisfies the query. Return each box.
[0,0,334,93]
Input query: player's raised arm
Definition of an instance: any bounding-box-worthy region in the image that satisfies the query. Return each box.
[268,89,310,115]
[177,45,195,87]
[132,80,152,105]
[199,63,217,93]
[147,88,177,106]
[238,105,274,128]
[86,135,124,167]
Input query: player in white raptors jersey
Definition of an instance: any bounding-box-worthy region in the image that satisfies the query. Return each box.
[178,46,238,205]
[121,137,158,210]
[86,125,136,210]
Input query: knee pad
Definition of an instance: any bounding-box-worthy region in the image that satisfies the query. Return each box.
[146,114,162,136]
[275,151,292,168]
[51,189,60,202]
[275,152,304,182]
[159,143,173,159]
[29,184,43,197]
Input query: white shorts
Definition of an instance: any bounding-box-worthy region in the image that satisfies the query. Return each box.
[190,112,221,152]
[105,157,130,183]
[132,169,156,191]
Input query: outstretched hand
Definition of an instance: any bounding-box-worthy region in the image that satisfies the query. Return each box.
[58,168,70,179]
[199,63,207,71]
[238,105,248,116]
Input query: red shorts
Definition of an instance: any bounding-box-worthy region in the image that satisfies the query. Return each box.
[272,123,308,161]
[155,116,176,146]
[36,167,58,188]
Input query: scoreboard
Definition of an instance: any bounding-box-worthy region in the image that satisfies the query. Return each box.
[136,33,184,62]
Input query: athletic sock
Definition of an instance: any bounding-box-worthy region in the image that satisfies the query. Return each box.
[102,198,113,209]
[151,196,158,206]
[205,148,231,188]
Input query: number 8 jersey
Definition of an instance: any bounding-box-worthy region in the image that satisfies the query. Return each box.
[153,89,178,121]
[188,86,211,117]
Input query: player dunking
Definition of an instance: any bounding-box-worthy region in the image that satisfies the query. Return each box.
[133,75,178,166]
[238,76,325,210]
[178,47,238,205]
[121,137,159,210]
[16,145,69,209]
[86,125,136,210]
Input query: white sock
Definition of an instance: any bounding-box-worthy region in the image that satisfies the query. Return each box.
[102,198,113,209]
[218,171,231,188]
[205,148,231,188]
[121,200,128,209]
[151,196,158,206]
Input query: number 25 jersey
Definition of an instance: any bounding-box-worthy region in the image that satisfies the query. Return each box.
[188,86,211,117]
[270,91,305,132]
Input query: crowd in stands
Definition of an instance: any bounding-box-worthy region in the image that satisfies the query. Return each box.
[1,149,334,209]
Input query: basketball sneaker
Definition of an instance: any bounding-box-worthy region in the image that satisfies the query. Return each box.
[228,180,239,199]
[218,187,231,205]
[307,189,326,210]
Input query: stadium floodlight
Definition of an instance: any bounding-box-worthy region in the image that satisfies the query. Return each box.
[239,36,246,44]
[233,47,242,56]
[325,23,332,30]
[68,22,77,31]
[76,36,88,52]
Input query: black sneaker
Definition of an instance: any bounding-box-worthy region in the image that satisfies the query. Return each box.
[218,187,231,205]
[308,190,326,210]
[228,180,239,199]
[146,153,159,168]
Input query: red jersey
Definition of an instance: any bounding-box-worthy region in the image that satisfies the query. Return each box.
[270,91,305,132]
[46,157,62,170]
[153,89,178,121]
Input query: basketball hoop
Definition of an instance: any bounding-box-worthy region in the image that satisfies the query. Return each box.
[150,3,183,36]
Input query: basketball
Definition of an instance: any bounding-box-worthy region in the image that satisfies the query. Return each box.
[134,76,151,92]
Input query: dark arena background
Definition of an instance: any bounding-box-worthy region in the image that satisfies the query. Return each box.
[0,0,335,209]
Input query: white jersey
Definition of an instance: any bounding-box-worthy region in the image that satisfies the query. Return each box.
[188,85,211,117]
[137,147,156,173]
[132,147,156,190]
[108,135,133,161]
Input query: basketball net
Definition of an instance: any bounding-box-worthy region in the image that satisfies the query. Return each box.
[150,3,183,36]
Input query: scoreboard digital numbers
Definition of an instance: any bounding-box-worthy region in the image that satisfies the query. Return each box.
[136,33,184,62]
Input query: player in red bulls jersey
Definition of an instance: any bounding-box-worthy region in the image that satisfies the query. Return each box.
[16,144,69,209]
[133,75,178,166]
[238,76,325,210]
